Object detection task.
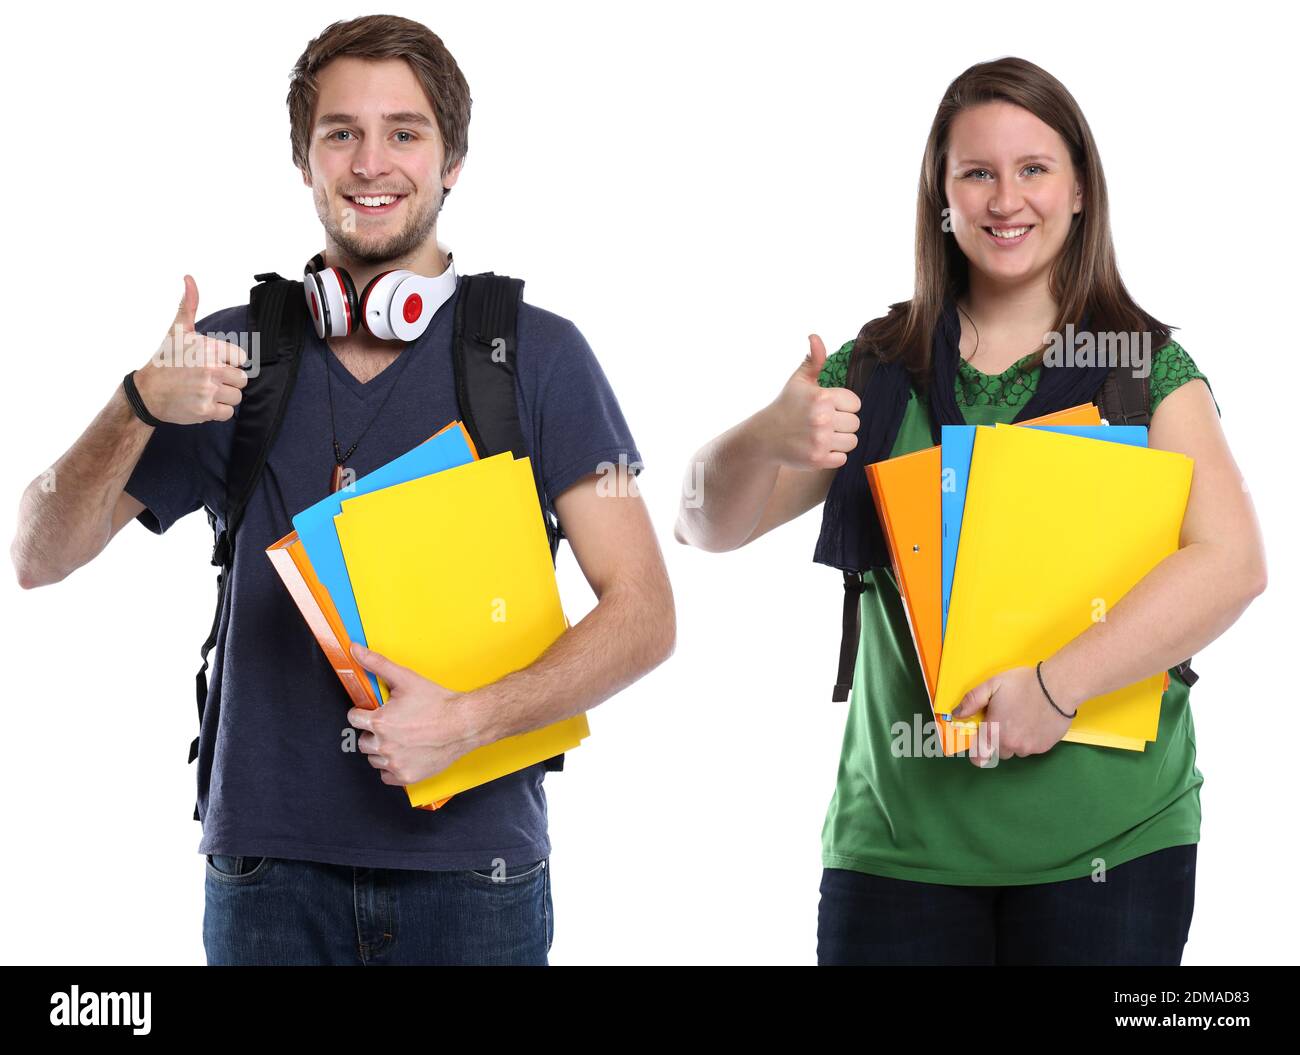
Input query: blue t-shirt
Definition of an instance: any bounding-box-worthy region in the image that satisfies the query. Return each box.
[125,278,642,870]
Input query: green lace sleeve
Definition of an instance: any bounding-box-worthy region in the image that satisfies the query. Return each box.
[1151,339,1220,418]
[817,339,855,389]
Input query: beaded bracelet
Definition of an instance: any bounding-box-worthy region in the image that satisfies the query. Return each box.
[122,370,165,428]
[1036,660,1077,719]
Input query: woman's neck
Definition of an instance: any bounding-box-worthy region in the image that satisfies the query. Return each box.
[957,271,1061,374]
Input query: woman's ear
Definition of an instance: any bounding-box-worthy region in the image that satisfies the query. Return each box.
[1073,180,1084,215]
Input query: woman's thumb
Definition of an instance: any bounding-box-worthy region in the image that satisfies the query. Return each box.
[799,333,828,381]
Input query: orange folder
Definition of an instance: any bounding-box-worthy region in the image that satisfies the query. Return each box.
[266,529,450,812]
[865,403,1103,755]
[266,529,377,709]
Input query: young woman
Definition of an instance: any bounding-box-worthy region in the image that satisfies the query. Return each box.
[675,57,1266,966]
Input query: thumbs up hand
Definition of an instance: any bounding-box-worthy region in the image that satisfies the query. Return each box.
[760,334,862,471]
[131,275,249,425]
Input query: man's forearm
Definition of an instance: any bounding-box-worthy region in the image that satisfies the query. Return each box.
[1042,541,1266,710]
[457,577,675,748]
[13,382,152,587]
[675,408,779,552]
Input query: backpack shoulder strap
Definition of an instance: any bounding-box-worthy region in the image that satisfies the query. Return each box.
[1095,361,1150,428]
[1095,363,1199,688]
[832,343,883,701]
[190,273,306,816]
[451,272,561,561]
[219,273,307,555]
[451,271,565,771]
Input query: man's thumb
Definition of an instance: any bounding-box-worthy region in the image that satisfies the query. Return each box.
[799,333,828,382]
[174,274,199,333]
[351,642,408,688]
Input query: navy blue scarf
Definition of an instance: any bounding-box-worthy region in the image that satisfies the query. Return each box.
[813,295,1109,574]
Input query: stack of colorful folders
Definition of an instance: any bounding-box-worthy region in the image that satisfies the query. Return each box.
[865,404,1194,756]
[266,420,588,809]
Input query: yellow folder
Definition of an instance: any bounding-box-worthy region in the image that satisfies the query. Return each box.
[935,423,1193,752]
[867,403,1101,756]
[334,452,589,806]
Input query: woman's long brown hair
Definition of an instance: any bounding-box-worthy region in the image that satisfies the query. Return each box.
[847,56,1173,396]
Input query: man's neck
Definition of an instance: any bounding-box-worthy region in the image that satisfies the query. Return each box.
[328,330,405,362]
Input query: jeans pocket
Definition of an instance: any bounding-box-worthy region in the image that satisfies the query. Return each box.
[206,853,272,882]
[466,857,547,886]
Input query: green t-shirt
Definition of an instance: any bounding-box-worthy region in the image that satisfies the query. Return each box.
[816,338,1217,885]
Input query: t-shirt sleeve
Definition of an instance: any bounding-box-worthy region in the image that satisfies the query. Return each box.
[123,307,241,534]
[533,314,643,506]
[125,420,209,534]
[1151,339,1220,419]
[817,340,855,389]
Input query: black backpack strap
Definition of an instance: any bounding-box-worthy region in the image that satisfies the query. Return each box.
[833,571,870,701]
[1096,363,1198,688]
[831,347,882,701]
[1095,361,1150,428]
[452,272,561,560]
[190,272,307,817]
[221,274,307,551]
[452,272,566,769]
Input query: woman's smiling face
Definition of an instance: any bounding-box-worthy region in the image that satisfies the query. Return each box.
[943,100,1083,289]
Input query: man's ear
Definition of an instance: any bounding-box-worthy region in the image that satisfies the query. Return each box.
[443,156,465,193]
[300,165,313,188]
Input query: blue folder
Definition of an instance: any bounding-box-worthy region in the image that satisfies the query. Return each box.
[939,424,1148,637]
[291,426,475,701]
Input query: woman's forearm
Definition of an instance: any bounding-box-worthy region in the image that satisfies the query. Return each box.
[1041,541,1267,710]
[674,407,780,552]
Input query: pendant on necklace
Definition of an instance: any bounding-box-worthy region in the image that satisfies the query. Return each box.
[330,463,349,494]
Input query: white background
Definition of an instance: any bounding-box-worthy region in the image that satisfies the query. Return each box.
[1,0,1293,966]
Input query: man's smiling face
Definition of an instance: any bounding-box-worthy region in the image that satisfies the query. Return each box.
[301,55,462,265]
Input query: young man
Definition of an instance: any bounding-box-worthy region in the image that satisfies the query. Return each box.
[11,15,674,965]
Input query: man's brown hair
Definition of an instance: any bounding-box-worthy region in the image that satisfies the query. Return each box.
[287,14,471,193]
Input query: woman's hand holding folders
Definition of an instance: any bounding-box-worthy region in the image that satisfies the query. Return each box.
[761,334,861,470]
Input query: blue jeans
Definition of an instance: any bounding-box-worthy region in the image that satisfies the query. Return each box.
[203,854,552,965]
[817,843,1196,965]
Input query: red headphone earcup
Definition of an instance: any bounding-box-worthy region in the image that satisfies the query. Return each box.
[358,270,406,339]
[305,265,358,337]
[303,272,327,338]
[310,260,454,342]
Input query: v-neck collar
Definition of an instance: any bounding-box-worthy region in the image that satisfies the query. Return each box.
[321,336,408,399]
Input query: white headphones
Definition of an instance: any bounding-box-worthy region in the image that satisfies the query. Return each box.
[303,251,459,342]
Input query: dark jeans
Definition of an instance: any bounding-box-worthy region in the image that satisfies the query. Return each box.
[817,843,1196,966]
[203,854,552,965]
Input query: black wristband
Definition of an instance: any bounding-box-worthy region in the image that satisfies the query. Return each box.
[122,370,165,428]
[1036,660,1078,719]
